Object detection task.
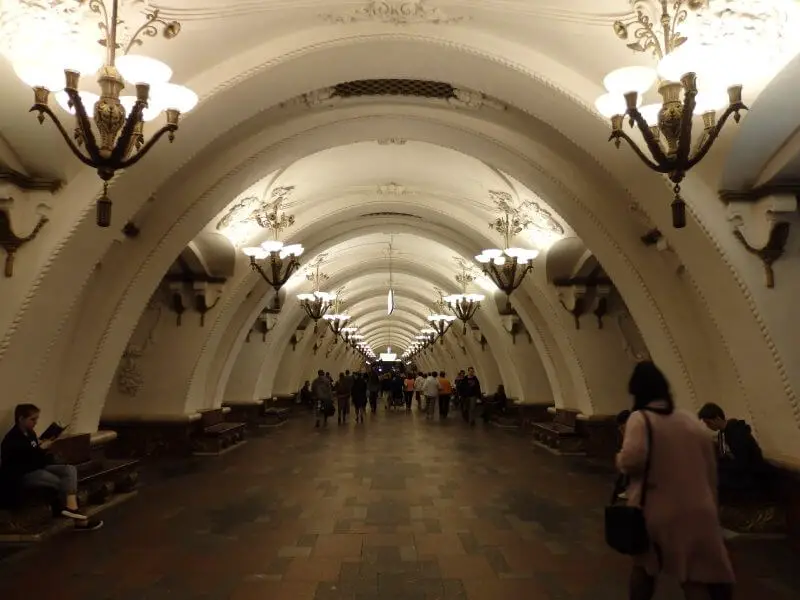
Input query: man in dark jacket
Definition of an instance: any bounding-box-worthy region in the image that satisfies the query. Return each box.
[698,402,768,495]
[462,367,482,426]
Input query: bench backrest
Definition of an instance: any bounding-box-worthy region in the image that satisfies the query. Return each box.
[554,409,579,428]
[51,433,92,465]
[199,409,225,428]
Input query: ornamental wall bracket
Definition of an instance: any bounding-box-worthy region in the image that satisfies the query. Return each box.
[168,282,186,326]
[500,314,522,345]
[0,203,48,277]
[558,285,587,330]
[192,282,223,327]
[727,194,796,288]
[592,285,612,330]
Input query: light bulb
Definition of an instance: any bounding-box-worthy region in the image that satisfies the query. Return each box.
[603,66,657,95]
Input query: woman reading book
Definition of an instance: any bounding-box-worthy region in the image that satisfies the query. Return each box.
[0,404,102,530]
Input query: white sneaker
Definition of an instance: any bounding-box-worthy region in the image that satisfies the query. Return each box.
[61,508,89,521]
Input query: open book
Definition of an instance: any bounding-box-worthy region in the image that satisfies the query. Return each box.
[40,422,68,441]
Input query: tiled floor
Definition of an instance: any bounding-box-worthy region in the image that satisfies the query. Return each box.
[0,409,798,599]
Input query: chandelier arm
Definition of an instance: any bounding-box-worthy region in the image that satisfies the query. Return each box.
[686,104,748,170]
[675,88,697,166]
[627,109,671,166]
[109,102,147,164]
[29,106,98,168]
[610,130,670,173]
[123,9,176,54]
[117,124,178,169]
[250,259,271,285]
[61,88,103,160]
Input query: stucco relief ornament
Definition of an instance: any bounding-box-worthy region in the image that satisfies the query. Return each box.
[377,182,412,195]
[280,87,340,109]
[520,199,565,236]
[216,185,296,231]
[448,88,506,111]
[116,345,144,397]
[321,1,466,25]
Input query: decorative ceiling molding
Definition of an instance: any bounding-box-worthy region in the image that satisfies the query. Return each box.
[488,189,565,236]
[320,1,468,25]
[376,138,408,145]
[449,88,506,111]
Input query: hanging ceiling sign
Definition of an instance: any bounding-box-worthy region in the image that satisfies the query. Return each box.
[387,288,395,316]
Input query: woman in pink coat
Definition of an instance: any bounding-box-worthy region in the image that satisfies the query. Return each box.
[617,362,735,600]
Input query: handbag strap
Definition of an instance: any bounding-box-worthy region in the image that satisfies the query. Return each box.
[638,411,654,508]
[609,410,654,506]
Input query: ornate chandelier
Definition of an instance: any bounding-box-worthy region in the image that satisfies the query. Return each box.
[444,262,484,333]
[243,202,303,304]
[595,0,746,228]
[428,313,456,344]
[322,294,350,341]
[7,0,198,227]
[475,200,539,305]
[296,259,333,331]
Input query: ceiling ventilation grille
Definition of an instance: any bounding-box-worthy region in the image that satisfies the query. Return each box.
[361,211,422,219]
[335,79,455,99]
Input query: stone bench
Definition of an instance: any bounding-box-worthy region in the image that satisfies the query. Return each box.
[0,432,139,541]
[532,408,586,454]
[192,408,246,455]
[718,484,787,536]
[489,400,553,429]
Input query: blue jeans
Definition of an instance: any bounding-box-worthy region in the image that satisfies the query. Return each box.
[22,464,78,503]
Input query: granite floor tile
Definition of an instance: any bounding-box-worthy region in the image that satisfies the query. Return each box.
[0,411,796,600]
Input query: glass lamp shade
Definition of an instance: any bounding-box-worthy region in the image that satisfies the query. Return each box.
[116,55,173,86]
[280,244,304,258]
[55,90,99,115]
[243,247,268,259]
[297,293,315,301]
[465,293,485,302]
[260,240,284,253]
[151,82,198,113]
[428,314,456,323]
[314,291,334,301]
[14,59,65,91]
[324,313,350,322]
[120,95,162,122]
[693,89,728,114]
[595,92,643,118]
[638,103,661,126]
[603,66,657,95]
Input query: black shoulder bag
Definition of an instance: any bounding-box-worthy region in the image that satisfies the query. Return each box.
[604,411,653,555]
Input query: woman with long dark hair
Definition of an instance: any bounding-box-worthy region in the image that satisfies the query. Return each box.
[618,361,735,600]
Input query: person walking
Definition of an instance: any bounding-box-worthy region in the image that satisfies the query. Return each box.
[423,371,440,420]
[437,371,452,419]
[351,373,368,423]
[414,372,425,410]
[367,369,380,414]
[403,373,415,412]
[335,372,353,424]
[312,369,333,428]
[462,367,482,426]
[617,361,735,600]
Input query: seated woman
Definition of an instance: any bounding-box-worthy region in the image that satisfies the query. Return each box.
[0,404,102,530]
